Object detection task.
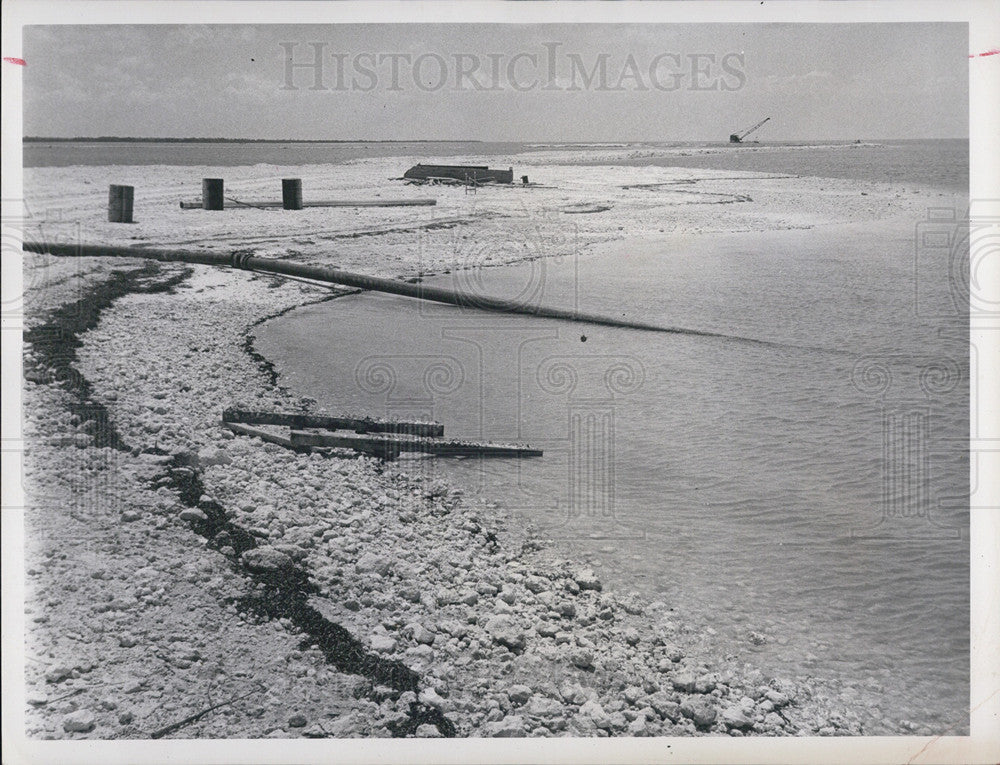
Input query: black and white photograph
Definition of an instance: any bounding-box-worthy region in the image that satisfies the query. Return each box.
[2,2,998,763]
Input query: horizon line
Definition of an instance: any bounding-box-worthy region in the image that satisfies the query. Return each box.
[22,135,969,143]
[22,136,485,144]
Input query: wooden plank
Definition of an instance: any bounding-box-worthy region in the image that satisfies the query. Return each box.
[289,429,542,457]
[222,408,444,437]
[223,421,295,447]
[179,199,437,209]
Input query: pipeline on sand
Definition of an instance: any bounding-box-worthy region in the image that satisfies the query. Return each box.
[22,240,781,347]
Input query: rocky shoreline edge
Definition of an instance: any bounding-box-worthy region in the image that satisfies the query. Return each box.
[16,245,890,741]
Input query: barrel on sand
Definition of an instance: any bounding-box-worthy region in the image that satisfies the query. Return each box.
[107,184,134,223]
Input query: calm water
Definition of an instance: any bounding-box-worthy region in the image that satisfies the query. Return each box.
[590,139,969,193]
[22,140,520,168]
[24,139,968,193]
[257,217,969,732]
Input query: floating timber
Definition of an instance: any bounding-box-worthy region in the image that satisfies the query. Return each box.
[403,164,514,184]
[179,198,436,209]
[222,407,443,437]
[223,421,294,448]
[289,429,543,458]
[220,410,541,460]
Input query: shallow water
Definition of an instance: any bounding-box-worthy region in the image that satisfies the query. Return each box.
[22,140,520,168]
[601,139,969,193]
[24,139,968,194]
[257,216,969,731]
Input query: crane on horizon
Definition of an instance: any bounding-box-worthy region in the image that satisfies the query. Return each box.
[729,117,771,144]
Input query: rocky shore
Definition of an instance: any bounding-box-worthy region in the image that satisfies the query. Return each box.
[18,154,947,739]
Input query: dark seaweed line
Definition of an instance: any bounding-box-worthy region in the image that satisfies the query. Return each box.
[158,456,456,737]
[23,260,454,737]
[23,263,192,451]
[232,285,457,735]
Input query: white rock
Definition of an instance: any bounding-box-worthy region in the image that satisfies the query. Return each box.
[560,684,589,705]
[671,671,696,692]
[484,616,525,652]
[438,620,469,640]
[623,686,644,705]
[355,553,393,577]
[526,696,564,718]
[240,546,293,572]
[680,697,717,728]
[764,712,785,728]
[765,690,790,707]
[62,709,96,733]
[45,665,73,684]
[579,699,611,729]
[198,447,232,466]
[628,715,649,735]
[484,715,527,737]
[179,508,208,522]
[407,623,435,645]
[573,569,602,591]
[508,685,532,705]
[418,688,446,709]
[721,704,755,730]
[272,543,308,561]
[535,621,558,638]
[370,635,397,653]
[524,577,547,594]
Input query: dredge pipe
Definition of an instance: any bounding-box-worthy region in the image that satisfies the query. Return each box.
[22,240,728,337]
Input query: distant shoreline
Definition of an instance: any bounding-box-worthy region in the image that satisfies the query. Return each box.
[22,137,484,144]
[23,136,966,144]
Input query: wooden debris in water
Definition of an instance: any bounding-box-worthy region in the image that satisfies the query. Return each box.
[221,409,540,459]
[289,429,543,458]
[222,407,443,437]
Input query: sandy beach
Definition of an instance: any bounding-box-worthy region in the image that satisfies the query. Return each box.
[19,149,955,739]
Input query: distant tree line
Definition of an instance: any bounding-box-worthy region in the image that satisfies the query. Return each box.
[23,136,481,143]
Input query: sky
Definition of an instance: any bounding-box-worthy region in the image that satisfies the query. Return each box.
[22,23,968,141]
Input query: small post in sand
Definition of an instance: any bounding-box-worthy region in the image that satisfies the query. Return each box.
[107,185,134,223]
[282,178,303,210]
[202,178,224,210]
